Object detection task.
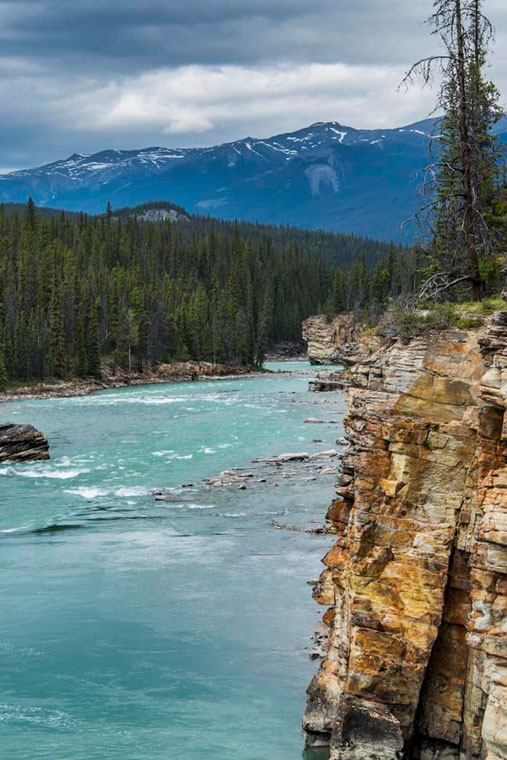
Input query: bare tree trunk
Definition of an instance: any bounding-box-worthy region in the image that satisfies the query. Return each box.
[456,0,482,298]
[474,0,481,66]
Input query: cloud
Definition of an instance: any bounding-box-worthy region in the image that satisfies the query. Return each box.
[0,1,424,68]
[0,61,439,156]
[77,63,439,136]
[0,0,505,169]
[0,0,503,72]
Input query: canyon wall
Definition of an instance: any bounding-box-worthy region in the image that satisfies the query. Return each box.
[303,312,507,759]
[302,314,371,365]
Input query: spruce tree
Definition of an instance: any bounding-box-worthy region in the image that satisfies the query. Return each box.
[25,197,37,231]
[403,0,502,299]
[256,285,273,366]
[0,199,398,382]
[0,340,7,390]
[46,282,68,379]
[86,300,102,379]
[333,270,345,314]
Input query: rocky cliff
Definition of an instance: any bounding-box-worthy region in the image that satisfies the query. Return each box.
[302,314,378,366]
[303,312,507,760]
[0,423,50,462]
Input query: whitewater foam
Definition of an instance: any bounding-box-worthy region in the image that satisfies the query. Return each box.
[65,485,153,500]
[114,486,151,497]
[0,466,89,480]
[64,487,108,499]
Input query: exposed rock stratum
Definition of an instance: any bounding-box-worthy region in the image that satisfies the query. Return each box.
[304,313,507,759]
[302,313,380,366]
[0,423,50,462]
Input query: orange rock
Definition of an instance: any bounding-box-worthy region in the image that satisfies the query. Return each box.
[304,313,507,760]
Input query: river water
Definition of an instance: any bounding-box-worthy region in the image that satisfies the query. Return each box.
[0,364,345,760]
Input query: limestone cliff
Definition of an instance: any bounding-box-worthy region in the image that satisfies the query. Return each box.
[302,314,377,366]
[0,423,50,462]
[303,312,507,760]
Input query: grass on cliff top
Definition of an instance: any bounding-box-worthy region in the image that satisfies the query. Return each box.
[429,295,506,329]
[384,293,506,342]
[451,294,506,316]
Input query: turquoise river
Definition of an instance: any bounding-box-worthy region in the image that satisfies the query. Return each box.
[0,363,346,760]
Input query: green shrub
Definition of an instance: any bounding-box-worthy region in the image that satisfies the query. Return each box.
[454,317,483,329]
[454,294,506,316]
[386,302,455,342]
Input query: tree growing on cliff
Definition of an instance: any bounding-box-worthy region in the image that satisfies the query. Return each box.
[403,0,503,300]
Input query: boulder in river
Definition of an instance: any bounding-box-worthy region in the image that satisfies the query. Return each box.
[0,423,50,462]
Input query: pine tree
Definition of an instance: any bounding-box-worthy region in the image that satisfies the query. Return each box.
[403,0,502,299]
[46,283,68,379]
[76,307,88,378]
[86,299,102,378]
[333,270,345,314]
[256,285,273,366]
[0,340,7,390]
[0,199,399,382]
[25,197,37,231]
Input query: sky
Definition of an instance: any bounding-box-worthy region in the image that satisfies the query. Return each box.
[0,0,506,172]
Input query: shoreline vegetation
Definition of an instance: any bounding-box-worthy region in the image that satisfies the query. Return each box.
[0,200,392,391]
[0,357,333,403]
[0,362,262,403]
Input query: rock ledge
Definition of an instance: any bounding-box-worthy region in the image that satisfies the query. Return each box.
[304,313,507,760]
[0,423,50,462]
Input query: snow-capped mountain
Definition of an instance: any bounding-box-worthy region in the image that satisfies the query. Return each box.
[1,118,505,241]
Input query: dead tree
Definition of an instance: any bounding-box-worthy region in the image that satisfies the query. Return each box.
[401,0,501,301]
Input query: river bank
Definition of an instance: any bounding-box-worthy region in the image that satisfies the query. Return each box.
[0,362,266,403]
[0,358,338,404]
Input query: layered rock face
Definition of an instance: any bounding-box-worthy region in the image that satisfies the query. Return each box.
[302,314,374,366]
[304,313,507,760]
[0,423,50,462]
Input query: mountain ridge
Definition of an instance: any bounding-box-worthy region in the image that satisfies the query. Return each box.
[1,117,506,241]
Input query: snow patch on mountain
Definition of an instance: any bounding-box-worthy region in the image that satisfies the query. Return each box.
[1,116,504,241]
[305,164,340,196]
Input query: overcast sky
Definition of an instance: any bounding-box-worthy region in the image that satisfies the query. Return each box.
[0,0,505,171]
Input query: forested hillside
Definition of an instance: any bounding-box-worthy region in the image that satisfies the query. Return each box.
[0,201,398,385]
[1,119,505,242]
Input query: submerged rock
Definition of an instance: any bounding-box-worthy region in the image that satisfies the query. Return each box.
[309,378,346,392]
[153,447,339,498]
[0,423,50,462]
[309,450,337,459]
[276,452,309,462]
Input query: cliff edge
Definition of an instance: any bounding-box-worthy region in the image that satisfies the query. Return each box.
[302,314,382,367]
[303,312,507,759]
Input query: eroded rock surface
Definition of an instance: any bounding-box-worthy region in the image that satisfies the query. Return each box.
[304,314,507,760]
[302,314,378,366]
[0,423,50,462]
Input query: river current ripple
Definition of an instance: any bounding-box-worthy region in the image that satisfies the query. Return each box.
[0,363,346,760]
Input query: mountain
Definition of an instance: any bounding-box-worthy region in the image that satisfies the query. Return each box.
[1,118,506,241]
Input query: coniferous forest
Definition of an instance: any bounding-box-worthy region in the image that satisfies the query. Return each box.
[0,200,398,385]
